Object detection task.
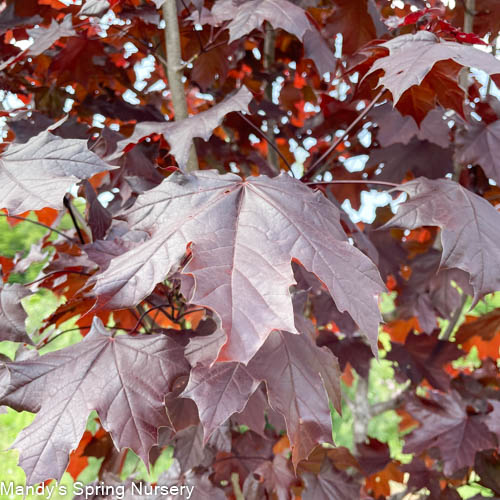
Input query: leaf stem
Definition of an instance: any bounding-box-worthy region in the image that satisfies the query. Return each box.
[131,304,174,333]
[0,213,76,243]
[238,111,292,171]
[302,87,385,181]
[63,195,85,244]
[37,325,91,349]
[307,179,399,188]
[26,270,91,286]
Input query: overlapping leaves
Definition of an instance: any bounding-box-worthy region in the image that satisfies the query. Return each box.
[0,319,189,484]
[92,170,385,363]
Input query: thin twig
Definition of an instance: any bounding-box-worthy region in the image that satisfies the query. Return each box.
[213,455,269,465]
[37,325,92,349]
[145,298,177,322]
[162,0,199,172]
[0,213,76,243]
[307,179,399,189]
[177,307,205,320]
[39,324,138,349]
[26,270,91,286]
[238,111,292,171]
[302,88,385,181]
[131,304,174,333]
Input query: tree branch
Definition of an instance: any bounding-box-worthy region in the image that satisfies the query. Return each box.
[463,0,476,33]
[263,22,280,175]
[302,88,385,181]
[351,377,371,445]
[458,0,476,91]
[162,0,199,172]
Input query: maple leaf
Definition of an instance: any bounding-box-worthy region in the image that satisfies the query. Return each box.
[323,0,377,55]
[92,170,384,363]
[205,0,335,75]
[366,31,500,103]
[383,177,500,301]
[485,400,500,443]
[456,119,500,185]
[368,138,453,182]
[78,0,110,16]
[83,180,112,241]
[0,283,31,344]
[455,309,500,346]
[182,328,341,466]
[248,330,341,466]
[181,362,260,440]
[170,424,215,472]
[0,318,189,484]
[404,391,496,476]
[111,87,253,171]
[26,15,75,56]
[387,331,462,391]
[233,385,285,436]
[301,458,360,500]
[371,104,450,149]
[255,454,295,500]
[475,450,500,496]
[0,130,115,214]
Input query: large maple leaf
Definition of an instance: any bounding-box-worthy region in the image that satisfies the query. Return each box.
[0,318,189,485]
[92,170,384,363]
[366,31,500,103]
[383,177,500,301]
[204,0,335,75]
[0,130,115,214]
[111,87,253,171]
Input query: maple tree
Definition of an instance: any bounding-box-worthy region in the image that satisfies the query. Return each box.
[0,0,500,498]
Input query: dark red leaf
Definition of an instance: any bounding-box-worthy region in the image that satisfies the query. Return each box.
[92,171,384,363]
[0,318,189,484]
